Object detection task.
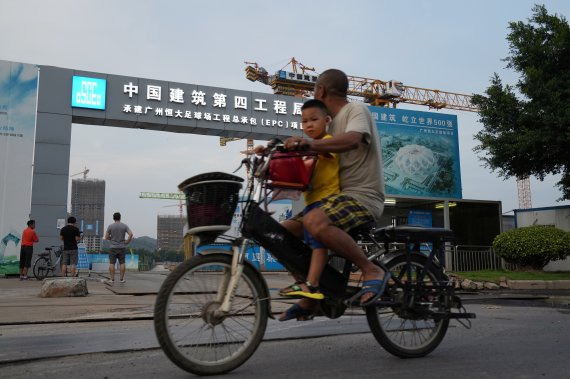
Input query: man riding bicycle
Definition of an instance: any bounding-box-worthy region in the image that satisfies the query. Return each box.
[281,68,388,319]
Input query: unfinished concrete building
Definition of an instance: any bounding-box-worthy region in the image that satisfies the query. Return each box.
[157,215,185,252]
[71,179,105,252]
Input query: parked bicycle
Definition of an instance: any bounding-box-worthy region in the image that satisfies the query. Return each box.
[32,245,64,280]
[153,140,476,375]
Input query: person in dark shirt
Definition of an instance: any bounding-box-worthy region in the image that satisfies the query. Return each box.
[59,216,81,277]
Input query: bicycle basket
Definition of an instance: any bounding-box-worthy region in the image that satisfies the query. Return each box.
[268,151,317,191]
[178,172,243,238]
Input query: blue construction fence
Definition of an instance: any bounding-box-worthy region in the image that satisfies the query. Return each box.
[196,243,285,271]
[76,243,140,271]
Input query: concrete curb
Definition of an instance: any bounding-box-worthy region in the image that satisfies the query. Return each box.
[507,280,570,290]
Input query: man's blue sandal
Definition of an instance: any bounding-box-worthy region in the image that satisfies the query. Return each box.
[278,303,315,322]
[346,272,392,307]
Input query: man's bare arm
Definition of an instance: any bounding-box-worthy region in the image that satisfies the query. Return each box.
[285,131,362,153]
[126,228,133,245]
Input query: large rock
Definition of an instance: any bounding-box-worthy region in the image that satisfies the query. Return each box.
[461,279,478,290]
[484,282,501,290]
[39,278,88,298]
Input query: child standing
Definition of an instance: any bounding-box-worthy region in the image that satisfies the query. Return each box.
[279,99,339,303]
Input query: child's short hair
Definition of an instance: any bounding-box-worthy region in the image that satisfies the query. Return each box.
[301,99,329,115]
[68,216,76,224]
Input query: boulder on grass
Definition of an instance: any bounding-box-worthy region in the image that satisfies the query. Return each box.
[39,278,88,298]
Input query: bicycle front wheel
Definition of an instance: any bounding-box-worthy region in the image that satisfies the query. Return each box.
[154,253,269,376]
[32,257,50,280]
[366,253,449,358]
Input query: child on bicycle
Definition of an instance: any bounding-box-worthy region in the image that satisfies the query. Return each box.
[277,99,340,304]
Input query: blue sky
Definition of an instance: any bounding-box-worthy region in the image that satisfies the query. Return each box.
[1,0,568,238]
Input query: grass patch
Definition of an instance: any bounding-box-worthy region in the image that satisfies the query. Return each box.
[450,270,570,283]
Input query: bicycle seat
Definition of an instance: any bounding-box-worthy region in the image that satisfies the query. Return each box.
[372,225,454,242]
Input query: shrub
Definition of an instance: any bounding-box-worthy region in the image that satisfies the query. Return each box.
[492,226,570,270]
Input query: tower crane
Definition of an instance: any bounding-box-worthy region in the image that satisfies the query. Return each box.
[70,167,90,180]
[245,57,477,111]
[244,57,532,208]
[139,192,186,218]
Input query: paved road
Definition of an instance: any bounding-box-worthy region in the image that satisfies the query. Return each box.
[0,316,371,363]
[1,303,568,378]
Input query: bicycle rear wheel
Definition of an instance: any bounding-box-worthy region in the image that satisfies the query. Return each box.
[32,257,50,280]
[154,253,269,375]
[366,254,449,358]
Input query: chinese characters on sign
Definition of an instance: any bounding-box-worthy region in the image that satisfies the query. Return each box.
[370,110,455,136]
[120,83,304,130]
[1,105,23,138]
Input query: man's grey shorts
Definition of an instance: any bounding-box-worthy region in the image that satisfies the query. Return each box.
[62,250,78,265]
[109,248,126,264]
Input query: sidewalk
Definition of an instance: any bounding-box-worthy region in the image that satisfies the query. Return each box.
[1,270,568,325]
[0,270,303,325]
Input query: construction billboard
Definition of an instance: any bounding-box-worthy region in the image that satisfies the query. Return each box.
[370,106,462,199]
[0,61,39,274]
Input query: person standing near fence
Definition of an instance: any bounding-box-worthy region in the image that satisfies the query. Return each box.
[105,212,133,284]
[59,216,81,277]
[19,220,39,280]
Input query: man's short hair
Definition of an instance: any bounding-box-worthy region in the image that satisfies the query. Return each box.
[113,212,121,221]
[68,216,76,224]
[316,69,349,98]
[301,99,329,115]
[27,220,35,227]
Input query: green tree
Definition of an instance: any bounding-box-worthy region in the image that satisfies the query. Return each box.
[471,5,570,200]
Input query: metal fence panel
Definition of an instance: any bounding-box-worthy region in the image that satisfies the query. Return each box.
[449,245,515,271]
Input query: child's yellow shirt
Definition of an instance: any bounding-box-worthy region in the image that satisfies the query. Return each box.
[304,134,340,205]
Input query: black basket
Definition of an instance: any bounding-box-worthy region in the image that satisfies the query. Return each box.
[178,172,243,237]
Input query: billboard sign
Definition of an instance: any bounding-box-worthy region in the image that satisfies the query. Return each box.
[370,106,462,199]
[71,76,106,110]
[0,61,38,275]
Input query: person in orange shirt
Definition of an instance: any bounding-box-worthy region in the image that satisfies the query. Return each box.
[20,220,39,280]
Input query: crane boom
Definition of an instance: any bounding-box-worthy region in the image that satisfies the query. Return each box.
[70,167,90,180]
[245,58,477,112]
[139,192,185,200]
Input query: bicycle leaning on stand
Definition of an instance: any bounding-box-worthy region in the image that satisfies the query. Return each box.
[32,245,64,280]
[153,140,476,376]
